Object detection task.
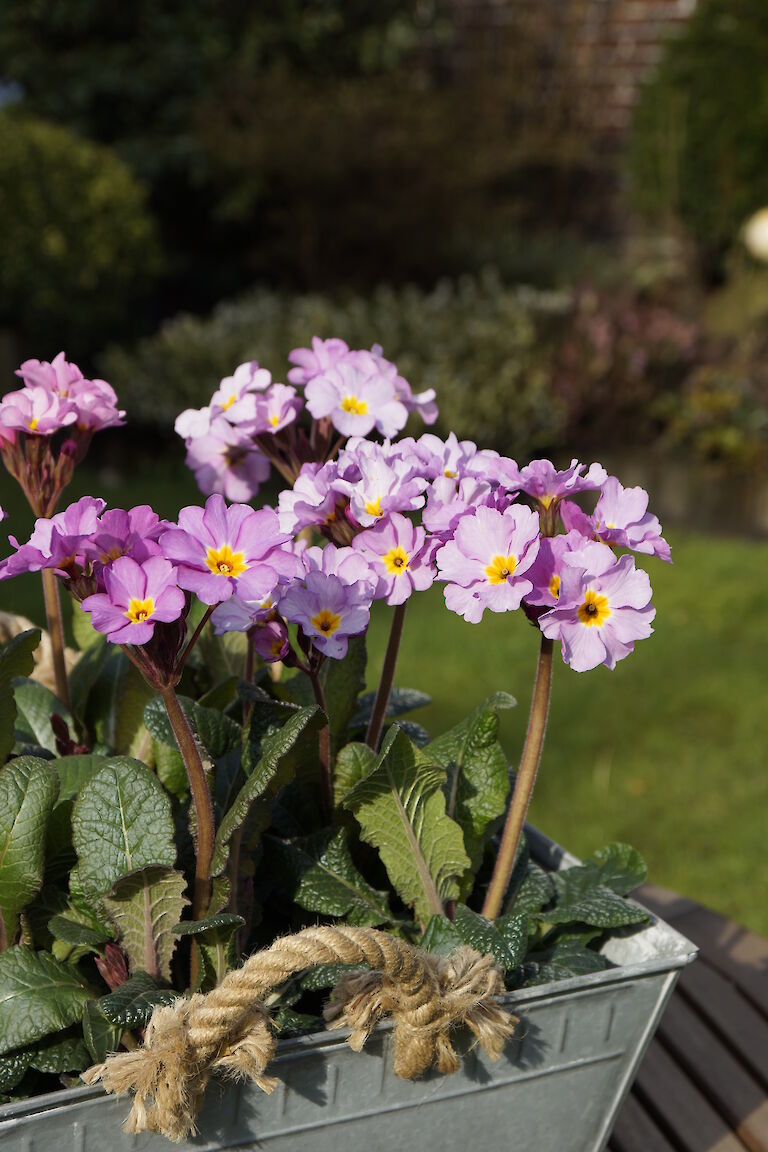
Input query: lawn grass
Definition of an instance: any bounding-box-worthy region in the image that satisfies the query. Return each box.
[1,455,766,935]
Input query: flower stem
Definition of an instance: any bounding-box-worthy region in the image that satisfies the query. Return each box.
[482,635,554,920]
[307,665,333,822]
[159,685,215,973]
[365,601,407,751]
[41,569,70,709]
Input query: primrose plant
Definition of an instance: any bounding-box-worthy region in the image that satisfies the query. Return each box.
[0,342,667,1101]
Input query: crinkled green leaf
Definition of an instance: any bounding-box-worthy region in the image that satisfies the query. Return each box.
[13,678,75,754]
[98,971,176,1028]
[298,963,360,991]
[273,1007,322,1035]
[397,721,431,748]
[0,630,40,764]
[173,912,243,988]
[268,829,393,927]
[428,693,514,881]
[545,865,649,929]
[0,756,59,944]
[48,915,112,949]
[212,705,321,877]
[421,914,464,957]
[68,636,109,720]
[0,946,91,1055]
[153,740,188,801]
[453,904,528,970]
[71,603,103,652]
[144,695,240,762]
[71,757,176,898]
[82,999,122,1063]
[113,664,155,757]
[524,936,610,985]
[344,725,470,922]
[334,742,375,806]
[28,1032,89,1074]
[103,866,189,982]
[0,1049,32,1093]
[52,755,106,804]
[351,687,432,730]
[507,862,554,917]
[592,843,647,896]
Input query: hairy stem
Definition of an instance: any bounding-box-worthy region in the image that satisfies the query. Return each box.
[41,569,70,709]
[482,635,554,920]
[308,665,333,822]
[160,685,216,979]
[365,601,407,751]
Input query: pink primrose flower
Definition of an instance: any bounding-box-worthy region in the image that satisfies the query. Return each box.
[436,503,541,623]
[500,458,607,509]
[15,354,124,431]
[333,446,428,528]
[346,345,438,425]
[287,338,350,386]
[0,385,77,436]
[539,541,655,672]
[422,475,494,536]
[278,462,342,535]
[560,477,671,563]
[160,494,298,605]
[184,416,270,502]
[82,556,185,646]
[0,496,106,578]
[305,362,408,439]
[353,513,436,605]
[524,530,588,608]
[83,505,167,579]
[251,383,303,435]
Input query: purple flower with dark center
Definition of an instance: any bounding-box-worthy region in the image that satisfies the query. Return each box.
[249,616,291,663]
[0,385,77,436]
[288,338,350,386]
[333,446,428,528]
[500,458,607,510]
[539,541,655,672]
[82,556,185,646]
[436,503,541,623]
[252,383,303,434]
[185,416,270,502]
[280,543,374,659]
[160,494,298,605]
[278,462,343,535]
[0,496,106,579]
[305,362,408,439]
[353,513,436,605]
[561,477,671,563]
[84,506,167,576]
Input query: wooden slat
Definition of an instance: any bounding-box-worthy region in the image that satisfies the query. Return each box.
[633,1039,748,1152]
[658,996,768,1152]
[609,1091,677,1152]
[678,959,768,1088]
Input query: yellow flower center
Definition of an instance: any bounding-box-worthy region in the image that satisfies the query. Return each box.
[340,395,368,416]
[444,468,458,479]
[101,545,125,563]
[205,544,248,578]
[577,589,611,627]
[28,417,38,431]
[383,545,410,576]
[549,573,561,599]
[364,497,383,518]
[485,554,517,585]
[538,494,556,510]
[220,394,236,411]
[269,413,280,427]
[125,597,155,625]
[311,608,342,636]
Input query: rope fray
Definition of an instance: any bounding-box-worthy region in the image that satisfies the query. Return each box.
[82,924,517,1143]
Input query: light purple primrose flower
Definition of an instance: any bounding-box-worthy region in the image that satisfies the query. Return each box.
[278,462,342,534]
[210,586,284,634]
[16,352,84,396]
[82,556,186,646]
[412,433,499,482]
[185,416,270,502]
[436,503,541,623]
[175,404,213,441]
[539,541,655,672]
[353,513,436,605]
[333,447,428,528]
[346,345,438,425]
[0,496,106,578]
[0,385,77,436]
[280,543,375,659]
[160,494,298,605]
[249,617,291,663]
[500,458,607,509]
[252,383,303,434]
[560,477,671,563]
[422,475,493,536]
[305,362,408,439]
[288,338,350,386]
[524,530,588,608]
[15,354,124,431]
[84,505,167,577]
[213,361,272,406]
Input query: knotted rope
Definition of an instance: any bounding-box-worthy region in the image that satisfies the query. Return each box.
[82,924,517,1143]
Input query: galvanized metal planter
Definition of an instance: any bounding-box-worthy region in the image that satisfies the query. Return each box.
[0,831,697,1152]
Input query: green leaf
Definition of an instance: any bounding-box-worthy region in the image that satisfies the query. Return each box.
[421,914,464,957]
[144,695,240,761]
[153,740,188,801]
[82,999,122,1063]
[397,721,431,748]
[344,725,470,922]
[298,963,360,991]
[282,634,367,750]
[545,866,649,930]
[524,936,610,985]
[113,664,155,757]
[334,742,375,805]
[0,1049,32,1093]
[453,904,528,970]
[71,757,176,898]
[173,911,244,938]
[592,843,647,896]
[273,1007,321,1035]
[212,705,322,877]
[29,1033,89,1073]
[53,755,106,804]
[68,638,108,721]
[268,829,393,927]
[507,862,554,917]
[102,866,189,983]
[173,912,243,988]
[13,677,74,754]
[428,693,514,879]
[0,756,59,944]
[0,946,91,1055]
[351,686,432,729]
[48,915,112,948]
[98,971,177,1029]
[0,630,40,764]
[71,603,103,652]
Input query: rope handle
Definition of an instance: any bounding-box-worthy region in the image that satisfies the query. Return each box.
[83,924,517,1143]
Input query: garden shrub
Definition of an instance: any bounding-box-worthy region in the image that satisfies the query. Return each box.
[629,0,768,274]
[0,112,161,353]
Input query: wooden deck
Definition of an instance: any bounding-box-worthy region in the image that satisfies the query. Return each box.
[607,885,768,1152]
